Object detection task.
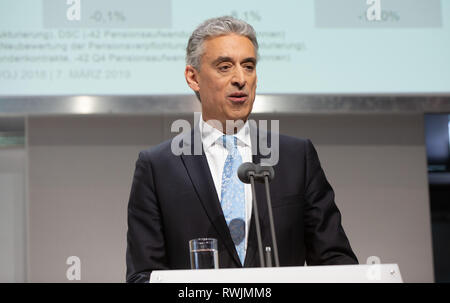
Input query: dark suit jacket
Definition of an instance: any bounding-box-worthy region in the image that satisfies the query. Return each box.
[126,125,358,283]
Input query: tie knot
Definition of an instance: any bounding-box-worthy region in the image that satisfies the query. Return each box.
[222,135,237,151]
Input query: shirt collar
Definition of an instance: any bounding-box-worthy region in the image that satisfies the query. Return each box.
[199,113,251,149]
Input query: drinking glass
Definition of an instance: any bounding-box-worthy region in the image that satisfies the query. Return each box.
[189,238,219,269]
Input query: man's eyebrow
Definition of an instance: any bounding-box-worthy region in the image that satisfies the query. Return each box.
[212,56,257,65]
[212,56,233,65]
[241,57,257,65]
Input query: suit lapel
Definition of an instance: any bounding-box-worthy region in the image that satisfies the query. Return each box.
[180,127,241,266]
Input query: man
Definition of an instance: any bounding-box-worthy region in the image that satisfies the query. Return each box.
[126,16,358,283]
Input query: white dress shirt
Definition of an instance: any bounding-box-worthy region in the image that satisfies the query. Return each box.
[199,114,253,254]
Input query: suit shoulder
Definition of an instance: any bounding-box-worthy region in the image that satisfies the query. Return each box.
[137,138,175,163]
[276,133,311,150]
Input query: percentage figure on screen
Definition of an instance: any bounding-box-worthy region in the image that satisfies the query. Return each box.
[89,10,127,23]
[381,10,400,22]
[109,11,126,22]
[358,9,400,23]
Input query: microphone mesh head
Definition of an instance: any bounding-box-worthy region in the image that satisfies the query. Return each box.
[256,164,275,181]
[237,162,257,184]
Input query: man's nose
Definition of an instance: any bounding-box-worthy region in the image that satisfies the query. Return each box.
[231,67,246,88]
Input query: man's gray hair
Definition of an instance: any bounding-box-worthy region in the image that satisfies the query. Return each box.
[186,16,259,70]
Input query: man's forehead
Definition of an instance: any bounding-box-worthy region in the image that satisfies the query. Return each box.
[202,34,256,59]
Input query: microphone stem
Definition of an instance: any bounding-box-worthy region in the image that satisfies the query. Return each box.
[264,175,280,267]
[250,175,265,268]
[265,246,273,267]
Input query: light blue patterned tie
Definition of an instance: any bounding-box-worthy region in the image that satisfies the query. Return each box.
[220,135,246,265]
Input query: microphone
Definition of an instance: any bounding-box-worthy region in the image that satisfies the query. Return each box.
[255,164,275,182]
[255,164,279,267]
[237,162,280,267]
[239,163,274,183]
[237,162,257,184]
[237,162,265,267]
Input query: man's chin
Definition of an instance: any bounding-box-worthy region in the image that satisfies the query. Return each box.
[225,111,250,122]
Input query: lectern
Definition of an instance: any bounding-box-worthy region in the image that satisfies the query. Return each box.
[149,264,403,283]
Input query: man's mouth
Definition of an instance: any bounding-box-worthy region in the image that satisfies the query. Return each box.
[227,92,248,103]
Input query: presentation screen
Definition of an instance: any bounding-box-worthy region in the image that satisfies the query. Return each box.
[0,0,449,96]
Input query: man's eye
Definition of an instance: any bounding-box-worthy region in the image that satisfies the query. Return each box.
[218,65,231,71]
[244,65,255,71]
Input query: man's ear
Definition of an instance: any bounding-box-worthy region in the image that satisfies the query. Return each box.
[185,65,200,92]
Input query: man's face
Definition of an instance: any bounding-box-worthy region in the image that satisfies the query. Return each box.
[185,34,257,128]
